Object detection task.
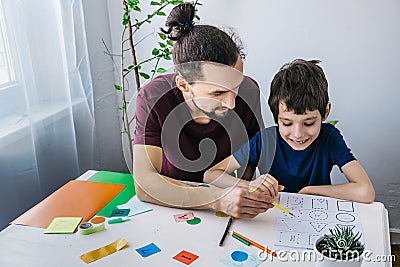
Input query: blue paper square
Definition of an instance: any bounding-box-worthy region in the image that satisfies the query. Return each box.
[111,208,130,217]
[135,243,161,258]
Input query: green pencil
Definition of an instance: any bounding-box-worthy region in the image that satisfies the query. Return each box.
[232,233,250,246]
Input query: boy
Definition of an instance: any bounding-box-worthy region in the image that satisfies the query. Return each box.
[204,59,375,203]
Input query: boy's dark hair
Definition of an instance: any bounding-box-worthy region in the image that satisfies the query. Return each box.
[268,59,329,123]
[161,3,243,66]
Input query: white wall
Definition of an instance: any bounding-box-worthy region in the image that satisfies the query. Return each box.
[82,0,128,172]
[102,1,400,229]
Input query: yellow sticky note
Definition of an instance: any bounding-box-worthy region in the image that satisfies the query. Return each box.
[44,217,82,234]
[79,238,129,264]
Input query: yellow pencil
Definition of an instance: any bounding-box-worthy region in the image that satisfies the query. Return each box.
[250,188,295,217]
[272,201,295,217]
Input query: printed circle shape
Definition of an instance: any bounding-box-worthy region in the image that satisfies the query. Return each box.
[309,210,329,220]
[231,251,248,262]
[336,213,356,223]
[186,217,201,225]
[91,216,106,224]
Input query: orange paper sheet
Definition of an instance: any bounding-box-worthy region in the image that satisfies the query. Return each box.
[11,180,125,229]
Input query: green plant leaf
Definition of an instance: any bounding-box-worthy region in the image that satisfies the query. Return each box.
[150,1,161,5]
[170,0,184,4]
[114,85,122,90]
[157,68,167,73]
[152,48,160,56]
[127,0,139,5]
[132,5,141,12]
[156,11,166,16]
[166,40,174,46]
[122,12,130,25]
[139,72,150,79]
[163,54,172,60]
[158,42,166,48]
[158,32,167,40]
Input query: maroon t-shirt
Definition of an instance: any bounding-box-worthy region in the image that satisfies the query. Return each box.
[134,73,263,182]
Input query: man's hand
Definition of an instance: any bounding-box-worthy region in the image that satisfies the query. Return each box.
[212,187,274,219]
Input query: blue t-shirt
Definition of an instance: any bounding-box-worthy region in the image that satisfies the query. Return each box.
[233,123,356,192]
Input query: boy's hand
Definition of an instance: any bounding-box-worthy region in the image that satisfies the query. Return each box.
[249,174,283,199]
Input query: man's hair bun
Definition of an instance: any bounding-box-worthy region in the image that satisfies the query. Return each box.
[161,3,195,41]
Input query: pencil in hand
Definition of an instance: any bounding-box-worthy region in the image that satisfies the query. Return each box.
[250,188,295,217]
[272,201,295,217]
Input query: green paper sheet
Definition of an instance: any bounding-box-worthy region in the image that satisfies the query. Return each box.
[44,217,82,234]
[88,171,135,217]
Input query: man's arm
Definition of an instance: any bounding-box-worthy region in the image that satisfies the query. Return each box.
[133,144,275,218]
[204,155,281,198]
[203,155,248,188]
[298,160,375,203]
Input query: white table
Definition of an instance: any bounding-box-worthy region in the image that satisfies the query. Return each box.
[0,170,392,266]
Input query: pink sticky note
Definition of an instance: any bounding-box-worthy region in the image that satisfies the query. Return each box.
[173,212,195,222]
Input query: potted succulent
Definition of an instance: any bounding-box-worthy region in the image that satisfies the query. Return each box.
[314,225,365,267]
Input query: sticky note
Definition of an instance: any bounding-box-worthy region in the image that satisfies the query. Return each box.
[44,217,82,234]
[111,208,130,217]
[173,212,195,222]
[173,250,199,265]
[135,243,161,258]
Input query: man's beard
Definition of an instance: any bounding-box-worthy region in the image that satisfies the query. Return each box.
[191,98,231,121]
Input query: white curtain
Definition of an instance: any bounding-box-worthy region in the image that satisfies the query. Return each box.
[0,0,94,230]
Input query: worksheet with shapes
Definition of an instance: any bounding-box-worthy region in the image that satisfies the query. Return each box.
[273,192,363,250]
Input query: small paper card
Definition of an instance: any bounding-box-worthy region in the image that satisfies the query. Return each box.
[44,217,82,234]
[116,197,152,217]
[111,208,130,217]
[173,212,195,222]
[135,243,161,258]
[173,250,199,265]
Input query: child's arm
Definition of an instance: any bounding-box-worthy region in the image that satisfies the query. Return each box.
[298,160,375,203]
[204,156,281,198]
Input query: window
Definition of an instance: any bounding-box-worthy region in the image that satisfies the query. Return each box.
[0,0,94,231]
[0,2,14,86]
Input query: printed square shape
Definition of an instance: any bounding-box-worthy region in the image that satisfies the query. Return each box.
[135,243,161,258]
[111,208,130,217]
[173,250,199,265]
